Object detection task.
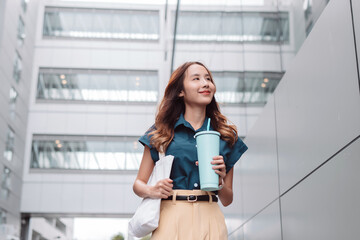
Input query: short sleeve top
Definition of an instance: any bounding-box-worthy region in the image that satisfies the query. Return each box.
[139,113,248,191]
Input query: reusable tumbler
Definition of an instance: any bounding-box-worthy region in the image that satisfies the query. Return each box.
[194,130,221,191]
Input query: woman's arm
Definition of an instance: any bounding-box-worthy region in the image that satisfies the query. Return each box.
[212,156,233,206]
[133,145,173,199]
[217,168,234,206]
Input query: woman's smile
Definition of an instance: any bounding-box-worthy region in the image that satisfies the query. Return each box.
[199,90,211,95]
[179,64,216,107]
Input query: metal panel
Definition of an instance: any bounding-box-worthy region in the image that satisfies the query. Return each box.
[61,183,83,212]
[241,95,280,221]
[281,138,360,240]
[222,160,245,225]
[243,200,282,240]
[275,0,360,194]
[228,226,244,240]
[40,183,63,212]
[352,0,360,82]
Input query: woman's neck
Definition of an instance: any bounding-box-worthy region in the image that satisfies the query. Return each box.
[183,106,206,131]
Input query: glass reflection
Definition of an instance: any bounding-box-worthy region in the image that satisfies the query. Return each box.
[31,136,143,171]
[1,167,11,200]
[4,127,15,162]
[37,69,158,102]
[0,208,6,224]
[214,72,282,104]
[175,11,289,43]
[43,7,160,40]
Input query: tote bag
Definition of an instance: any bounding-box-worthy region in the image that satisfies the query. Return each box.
[128,152,174,238]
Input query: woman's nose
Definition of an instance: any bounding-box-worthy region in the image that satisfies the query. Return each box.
[201,78,209,87]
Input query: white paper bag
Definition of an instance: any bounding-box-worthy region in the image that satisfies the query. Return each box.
[128,153,174,238]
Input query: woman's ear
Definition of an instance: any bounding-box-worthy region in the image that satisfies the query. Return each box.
[178,90,184,97]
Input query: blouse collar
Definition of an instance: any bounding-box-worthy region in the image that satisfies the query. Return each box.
[174,113,211,132]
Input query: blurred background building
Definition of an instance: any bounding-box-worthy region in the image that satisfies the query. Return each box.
[1,0,359,239]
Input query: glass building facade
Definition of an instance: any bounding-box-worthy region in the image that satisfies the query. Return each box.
[3,127,15,162]
[214,71,282,104]
[175,11,289,43]
[43,7,160,40]
[30,135,142,171]
[1,167,11,200]
[13,51,22,83]
[36,68,159,102]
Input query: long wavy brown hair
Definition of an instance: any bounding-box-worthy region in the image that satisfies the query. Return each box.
[149,61,238,152]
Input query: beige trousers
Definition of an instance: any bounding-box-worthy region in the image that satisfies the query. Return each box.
[151,190,228,240]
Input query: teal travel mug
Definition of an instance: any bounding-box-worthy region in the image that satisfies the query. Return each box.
[194,130,220,191]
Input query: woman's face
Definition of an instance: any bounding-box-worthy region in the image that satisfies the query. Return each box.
[179,64,216,107]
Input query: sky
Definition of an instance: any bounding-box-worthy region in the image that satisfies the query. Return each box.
[73,218,135,240]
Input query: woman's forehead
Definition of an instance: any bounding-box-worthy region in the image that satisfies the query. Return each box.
[186,64,210,76]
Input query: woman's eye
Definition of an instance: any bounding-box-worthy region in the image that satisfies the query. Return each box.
[194,78,199,80]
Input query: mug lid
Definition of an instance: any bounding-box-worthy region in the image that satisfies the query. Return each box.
[194,130,220,138]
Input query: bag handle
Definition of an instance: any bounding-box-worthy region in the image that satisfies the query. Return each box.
[158,146,165,159]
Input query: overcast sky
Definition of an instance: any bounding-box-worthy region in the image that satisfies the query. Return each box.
[73,218,134,240]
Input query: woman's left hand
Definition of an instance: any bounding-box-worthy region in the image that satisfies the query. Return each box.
[211,155,226,184]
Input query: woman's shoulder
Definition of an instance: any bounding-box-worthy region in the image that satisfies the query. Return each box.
[139,124,160,162]
[139,124,156,141]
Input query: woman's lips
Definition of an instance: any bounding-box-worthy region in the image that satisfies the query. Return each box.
[199,91,211,95]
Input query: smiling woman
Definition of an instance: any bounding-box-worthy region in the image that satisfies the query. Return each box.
[178,64,216,109]
[132,62,248,239]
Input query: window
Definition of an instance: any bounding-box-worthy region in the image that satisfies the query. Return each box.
[36,68,158,102]
[213,71,283,104]
[43,7,160,41]
[4,127,15,162]
[306,20,314,36]
[303,0,313,20]
[17,16,26,46]
[21,0,29,12]
[55,219,67,234]
[32,230,46,240]
[9,87,18,120]
[175,11,289,43]
[0,208,7,224]
[13,51,22,82]
[31,135,143,171]
[1,167,11,200]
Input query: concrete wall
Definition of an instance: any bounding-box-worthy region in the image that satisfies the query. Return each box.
[223,0,360,239]
[0,0,39,237]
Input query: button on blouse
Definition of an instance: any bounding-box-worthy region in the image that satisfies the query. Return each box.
[139,113,248,191]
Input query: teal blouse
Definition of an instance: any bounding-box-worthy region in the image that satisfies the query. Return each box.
[139,113,248,190]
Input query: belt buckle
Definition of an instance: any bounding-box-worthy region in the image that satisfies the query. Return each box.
[187,195,197,202]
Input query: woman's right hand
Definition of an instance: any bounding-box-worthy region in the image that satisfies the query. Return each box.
[149,178,173,199]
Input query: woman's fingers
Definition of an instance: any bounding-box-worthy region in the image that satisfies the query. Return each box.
[153,178,173,198]
[212,156,225,169]
[210,156,226,179]
[211,156,224,165]
[215,170,226,178]
[212,162,225,170]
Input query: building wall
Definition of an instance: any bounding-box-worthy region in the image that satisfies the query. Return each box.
[21,0,284,217]
[224,0,360,239]
[353,0,360,76]
[21,1,167,217]
[27,217,73,240]
[0,0,5,47]
[0,0,38,238]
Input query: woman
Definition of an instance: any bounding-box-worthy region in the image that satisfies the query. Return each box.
[133,62,248,239]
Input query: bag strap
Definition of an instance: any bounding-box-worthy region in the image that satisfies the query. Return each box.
[158,146,165,159]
